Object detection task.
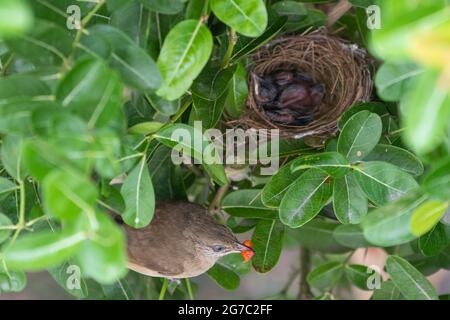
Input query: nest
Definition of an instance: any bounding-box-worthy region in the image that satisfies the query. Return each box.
[227,29,372,147]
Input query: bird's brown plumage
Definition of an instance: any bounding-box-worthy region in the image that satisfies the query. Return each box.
[117,201,243,278]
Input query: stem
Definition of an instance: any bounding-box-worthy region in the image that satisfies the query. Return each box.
[71,0,105,60]
[297,247,313,300]
[170,98,193,124]
[11,180,26,242]
[221,29,238,69]
[326,0,352,28]
[185,278,194,300]
[158,279,169,300]
[208,183,230,214]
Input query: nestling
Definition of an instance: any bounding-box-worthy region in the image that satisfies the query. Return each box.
[114,201,254,279]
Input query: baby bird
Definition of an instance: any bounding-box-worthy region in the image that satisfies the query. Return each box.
[116,201,253,279]
[251,73,277,106]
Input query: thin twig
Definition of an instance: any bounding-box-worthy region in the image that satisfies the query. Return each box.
[326,0,353,27]
[297,247,313,300]
[208,183,230,214]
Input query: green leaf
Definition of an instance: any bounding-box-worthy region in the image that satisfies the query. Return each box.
[362,191,426,247]
[0,0,32,37]
[422,159,450,200]
[76,212,127,284]
[333,224,372,249]
[128,122,164,136]
[338,102,388,130]
[231,14,287,61]
[87,24,162,92]
[346,264,379,290]
[0,177,17,199]
[0,73,51,101]
[145,93,181,116]
[290,152,349,178]
[337,111,382,163]
[0,213,13,244]
[0,270,26,293]
[410,200,448,237]
[419,223,450,257]
[210,0,268,37]
[284,8,326,31]
[225,63,248,119]
[386,255,438,300]
[279,169,332,228]
[251,219,284,273]
[48,262,88,299]
[1,135,28,180]
[154,123,228,185]
[261,161,304,208]
[307,262,343,290]
[352,161,418,206]
[402,69,450,154]
[364,144,424,176]
[271,1,307,33]
[219,253,252,276]
[22,139,83,181]
[42,170,98,222]
[120,156,155,228]
[3,231,86,271]
[6,19,72,66]
[375,63,423,101]
[56,58,125,132]
[222,189,277,219]
[371,280,403,300]
[207,263,240,290]
[333,174,368,224]
[139,0,187,14]
[156,20,213,101]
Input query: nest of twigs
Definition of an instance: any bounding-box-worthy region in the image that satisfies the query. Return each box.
[227,29,372,146]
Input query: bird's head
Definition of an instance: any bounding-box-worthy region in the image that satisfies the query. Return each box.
[195,222,254,261]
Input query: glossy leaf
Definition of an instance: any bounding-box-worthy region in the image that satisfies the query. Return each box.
[207,263,240,290]
[225,63,248,118]
[352,161,418,206]
[261,161,304,208]
[210,0,268,37]
[279,169,332,228]
[43,170,98,222]
[291,152,349,178]
[333,174,368,224]
[338,102,388,130]
[56,58,125,132]
[337,111,382,163]
[87,25,162,92]
[120,156,155,228]
[0,271,26,293]
[222,189,277,219]
[307,262,343,290]
[422,159,450,200]
[346,264,380,290]
[333,224,372,249]
[362,192,426,247]
[364,144,424,176]
[76,212,127,284]
[1,135,28,180]
[3,231,86,271]
[386,255,438,300]
[371,280,403,300]
[157,20,213,100]
[410,200,448,236]
[419,223,450,257]
[251,219,284,273]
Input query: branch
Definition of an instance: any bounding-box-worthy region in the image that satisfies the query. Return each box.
[326,0,352,28]
[297,247,313,300]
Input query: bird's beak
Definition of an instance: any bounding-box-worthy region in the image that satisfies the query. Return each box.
[233,242,254,253]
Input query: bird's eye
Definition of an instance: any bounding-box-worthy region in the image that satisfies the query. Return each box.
[212,245,225,253]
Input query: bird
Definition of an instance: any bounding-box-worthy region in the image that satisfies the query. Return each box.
[113,201,254,279]
[251,73,278,106]
[279,83,325,109]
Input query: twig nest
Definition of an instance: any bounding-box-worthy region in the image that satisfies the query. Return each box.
[231,29,372,147]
